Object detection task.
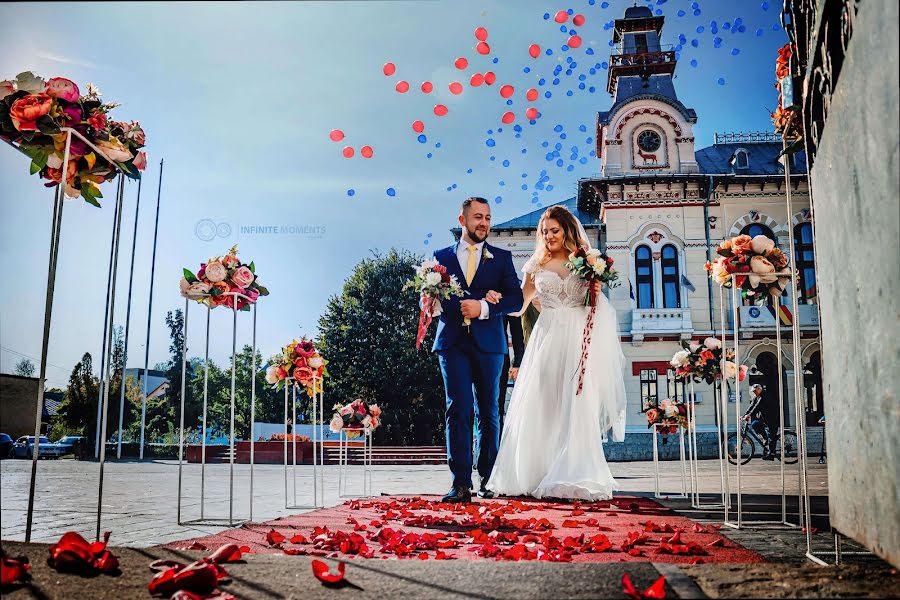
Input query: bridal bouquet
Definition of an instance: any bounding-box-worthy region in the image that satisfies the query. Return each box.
[180,245,269,311]
[1,72,147,205]
[329,399,382,439]
[405,259,466,349]
[705,234,791,302]
[645,397,691,436]
[564,247,620,307]
[670,337,748,385]
[265,338,327,397]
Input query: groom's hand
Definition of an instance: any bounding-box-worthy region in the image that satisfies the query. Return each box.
[460,299,482,319]
[485,290,503,304]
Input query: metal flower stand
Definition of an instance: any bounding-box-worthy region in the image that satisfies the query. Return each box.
[177,293,258,526]
[283,375,324,509]
[5,127,131,542]
[652,423,688,499]
[338,428,373,498]
[719,282,800,531]
[686,380,727,509]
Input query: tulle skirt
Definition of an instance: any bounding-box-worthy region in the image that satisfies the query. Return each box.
[487,298,627,501]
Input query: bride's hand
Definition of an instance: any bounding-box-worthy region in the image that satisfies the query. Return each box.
[508,367,519,380]
[590,280,601,297]
[485,290,503,304]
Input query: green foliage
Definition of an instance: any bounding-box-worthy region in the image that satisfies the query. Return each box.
[14,358,35,377]
[316,248,446,446]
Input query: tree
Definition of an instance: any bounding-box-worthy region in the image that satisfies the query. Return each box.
[317,249,446,445]
[55,353,100,446]
[14,358,35,377]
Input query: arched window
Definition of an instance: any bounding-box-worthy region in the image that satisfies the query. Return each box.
[740,223,777,243]
[635,245,654,309]
[661,244,680,308]
[794,222,816,303]
[733,149,750,170]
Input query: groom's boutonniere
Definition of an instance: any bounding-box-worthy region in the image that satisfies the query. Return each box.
[481,248,494,263]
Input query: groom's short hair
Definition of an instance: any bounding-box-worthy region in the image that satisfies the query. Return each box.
[461,196,489,214]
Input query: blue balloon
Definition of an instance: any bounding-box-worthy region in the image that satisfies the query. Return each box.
[710,21,718,33]
[495,196,503,204]
[717,77,726,85]
[560,132,568,139]
[386,187,396,197]
[713,37,723,48]
[490,155,496,161]
[586,137,593,143]
[586,48,594,55]
[466,168,473,174]
[546,184,554,191]
[655,8,662,14]
[731,48,740,56]
[543,12,550,19]
[601,1,609,7]
[514,124,523,132]
[521,184,528,190]
[424,239,429,245]
[559,25,567,33]
[566,90,573,97]
[541,141,549,148]
[545,48,553,56]
[579,157,588,164]
[691,38,699,47]
[556,159,564,167]
[696,25,704,33]
[579,124,587,132]
[756,28,764,37]
[492,57,499,64]
[435,142,442,148]
[486,138,495,147]
[552,77,560,85]
[427,232,432,238]
[347,189,355,196]
[567,8,573,14]
[554,124,563,132]
[677,9,685,16]
[601,61,609,69]
[499,180,505,187]
[451,183,457,189]
[566,165,575,172]
[426,152,432,158]
[523,67,531,74]
[417,134,427,143]
[589,86,596,93]
[773,23,780,30]
[554,142,562,150]
[545,91,553,99]
[569,28,576,35]
[690,58,698,67]
[521,172,527,178]
[538,78,546,86]
[723,22,731,30]
[693,9,701,15]
[521,148,527,154]
[506,99,513,106]
[691,1,699,7]
[761,1,769,9]
[502,159,510,167]
[738,25,747,33]
[545,152,554,161]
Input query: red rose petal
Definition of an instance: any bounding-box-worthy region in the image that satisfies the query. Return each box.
[1,555,31,586]
[266,530,286,546]
[311,559,345,584]
[208,543,242,564]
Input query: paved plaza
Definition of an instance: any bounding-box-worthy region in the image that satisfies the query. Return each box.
[1,457,829,547]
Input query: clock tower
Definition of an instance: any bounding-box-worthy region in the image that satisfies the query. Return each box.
[595,5,699,178]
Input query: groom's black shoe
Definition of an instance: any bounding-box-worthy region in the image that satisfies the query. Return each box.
[476,483,495,499]
[441,485,472,503]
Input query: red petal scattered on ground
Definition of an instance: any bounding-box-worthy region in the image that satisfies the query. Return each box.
[290,534,309,545]
[265,530,286,546]
[622,573,667,600]
[692,524,706,533]
[148,559,222,597]
[707,538,725,548]
[208,544,242,564]
[1,555,32,586]
[186,542,207,551]
[283,548,307,556]
[311,560,345,584]
[48,531,120,575]
[238,546,252,554]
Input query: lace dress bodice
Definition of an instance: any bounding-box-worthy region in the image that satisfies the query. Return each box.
[532,268,587,310]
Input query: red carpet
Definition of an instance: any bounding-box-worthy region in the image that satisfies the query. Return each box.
[162,495,765,564]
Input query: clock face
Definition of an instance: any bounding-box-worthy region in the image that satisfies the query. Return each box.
[637,130,662,152]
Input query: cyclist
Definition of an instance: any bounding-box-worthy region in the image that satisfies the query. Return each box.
[743,384,776,460]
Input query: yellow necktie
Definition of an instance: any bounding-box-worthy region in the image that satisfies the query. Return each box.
[464,245,478,326]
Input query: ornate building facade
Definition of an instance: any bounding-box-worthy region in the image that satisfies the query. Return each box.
[463,6,823,436]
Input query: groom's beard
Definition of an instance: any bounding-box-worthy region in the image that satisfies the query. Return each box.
[466,226,488,243]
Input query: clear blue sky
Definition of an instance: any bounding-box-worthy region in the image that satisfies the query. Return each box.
[0,0,786,387]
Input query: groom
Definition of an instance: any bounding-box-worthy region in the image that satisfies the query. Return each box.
[430,197,523,502]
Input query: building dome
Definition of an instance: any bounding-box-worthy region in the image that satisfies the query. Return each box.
[624,6,653,18]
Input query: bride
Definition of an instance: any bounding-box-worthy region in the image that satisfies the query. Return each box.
[486,205,627,501]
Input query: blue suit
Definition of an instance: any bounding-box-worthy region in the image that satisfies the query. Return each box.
[432,242,524,489]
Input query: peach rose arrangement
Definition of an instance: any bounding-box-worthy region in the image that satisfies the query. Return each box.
[329,399,382,439]
[1,72,147,205]
[645,397,691,439]
[705,233,791,302]
[670,337,748,385]
[180,245,269,311]
[266,337,327,398]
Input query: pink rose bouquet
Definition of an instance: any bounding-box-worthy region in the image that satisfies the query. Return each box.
[329,399,383,439]
[670,337,747,385]
[705,233,792,302]
[180,245,268,311]
[266,337,327,398]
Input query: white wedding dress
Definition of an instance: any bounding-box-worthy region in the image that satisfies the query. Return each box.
[487,259,627,501]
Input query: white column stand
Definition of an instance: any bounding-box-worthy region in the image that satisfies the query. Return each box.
[688,380,727,509]
[652,423,687,499]
[339,428,373,498]
[283,375,324,509]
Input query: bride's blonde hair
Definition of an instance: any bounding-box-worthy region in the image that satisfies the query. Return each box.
[534,205,588,265]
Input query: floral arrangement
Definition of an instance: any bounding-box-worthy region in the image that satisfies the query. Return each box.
[771,44,803,146]
[1,72,146,205]
[564,247,620,307]
[670,337,748,385]
[265,337,327,397]
[268,433,310,443]
[405,259,466,349]
[329,399,382,439]
[645,398,690,437]
[180,245,269,311]
[705,234,791,302]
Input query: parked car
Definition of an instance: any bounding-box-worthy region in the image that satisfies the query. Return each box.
[0,433,13,458]
[55,435,84,456]
[10,436,67,459]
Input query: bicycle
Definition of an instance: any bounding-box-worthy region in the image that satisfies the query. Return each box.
[726,420,799,465]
